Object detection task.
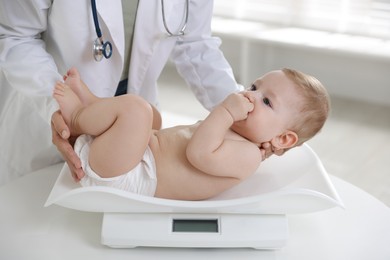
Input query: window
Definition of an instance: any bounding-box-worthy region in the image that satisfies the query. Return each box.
[213,0,390,39]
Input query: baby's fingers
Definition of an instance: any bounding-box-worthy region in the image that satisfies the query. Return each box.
[240,92,254,112]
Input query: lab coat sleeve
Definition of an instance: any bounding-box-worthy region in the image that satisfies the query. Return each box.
[0,0,61,124]
[169,0,243,111]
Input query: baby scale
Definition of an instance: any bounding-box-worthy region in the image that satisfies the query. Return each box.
[45,143,343,249]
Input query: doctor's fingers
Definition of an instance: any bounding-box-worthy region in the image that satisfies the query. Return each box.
[52,128,84,181]
[260,142,285,160]
[64,150,85,182]
[51,117,84,181]
[65,153,85,182]
[260,142,274,160]
[51,110,70,139]
[64,147,85,182]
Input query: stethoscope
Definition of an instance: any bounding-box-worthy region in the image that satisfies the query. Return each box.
[91,0,189,62]
[91,0,112,61]
[161,0,189,37]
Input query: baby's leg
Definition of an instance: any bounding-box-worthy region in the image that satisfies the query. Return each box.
[65,67,163,130]
[54,85,153,178]
[88,95,154,177]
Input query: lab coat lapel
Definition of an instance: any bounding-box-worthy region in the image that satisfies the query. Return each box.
[95,0,125,64]
[128,0,166,92]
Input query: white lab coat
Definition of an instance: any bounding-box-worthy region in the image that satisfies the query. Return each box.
[0,0,241,184]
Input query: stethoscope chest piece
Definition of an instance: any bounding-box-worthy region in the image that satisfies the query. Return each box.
[93,38,113,62]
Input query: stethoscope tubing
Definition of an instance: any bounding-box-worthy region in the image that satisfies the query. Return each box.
[91,0,189,61]
[91,0,102,39]
[161,0,189,37]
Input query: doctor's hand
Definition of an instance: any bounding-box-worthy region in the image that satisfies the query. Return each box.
[51,110,85,181]
[259,142,285,161]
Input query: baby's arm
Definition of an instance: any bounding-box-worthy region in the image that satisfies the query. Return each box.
[186,93,262,180]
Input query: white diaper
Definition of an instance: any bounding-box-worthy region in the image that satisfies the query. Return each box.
[74,134,157,197]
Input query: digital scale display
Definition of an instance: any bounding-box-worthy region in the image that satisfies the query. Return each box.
[172,219,219,233]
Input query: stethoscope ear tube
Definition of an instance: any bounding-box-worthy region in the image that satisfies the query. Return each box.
[91,0,113,62]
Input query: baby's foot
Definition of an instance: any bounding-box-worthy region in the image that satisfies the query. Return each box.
[53,82,83,129]
[64,67,98,106]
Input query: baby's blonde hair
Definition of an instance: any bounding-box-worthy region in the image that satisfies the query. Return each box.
[282,68,330,146]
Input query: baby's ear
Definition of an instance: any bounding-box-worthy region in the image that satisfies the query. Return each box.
[271,130,298,149]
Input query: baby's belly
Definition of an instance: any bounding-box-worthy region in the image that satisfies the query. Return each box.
[149,135,239,200]
[155,166,240,200]
[148,127,241,200]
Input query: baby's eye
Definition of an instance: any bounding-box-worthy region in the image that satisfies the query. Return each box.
[263,97,272,108]
[248,84,257,91]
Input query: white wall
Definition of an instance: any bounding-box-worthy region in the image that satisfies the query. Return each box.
[212,18,390,106]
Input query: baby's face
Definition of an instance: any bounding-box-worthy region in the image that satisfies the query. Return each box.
[231,70,302,145]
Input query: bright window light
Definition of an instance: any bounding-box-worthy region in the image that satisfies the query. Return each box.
[213,0,390,39]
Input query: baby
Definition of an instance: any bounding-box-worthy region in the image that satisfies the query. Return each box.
[53,67,329,200]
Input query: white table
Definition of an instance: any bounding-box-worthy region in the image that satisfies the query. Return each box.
[1,163,389,260]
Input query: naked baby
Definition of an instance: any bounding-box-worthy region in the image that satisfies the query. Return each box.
[53,67,329,200]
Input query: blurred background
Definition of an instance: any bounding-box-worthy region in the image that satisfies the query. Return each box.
[158,0,390,207]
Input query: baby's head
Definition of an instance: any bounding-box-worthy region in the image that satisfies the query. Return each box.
[282,68,330,146]
[232,68,330,150]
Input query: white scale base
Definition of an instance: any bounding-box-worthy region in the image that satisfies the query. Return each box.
[45,144,343,250]
[101,213,288,249]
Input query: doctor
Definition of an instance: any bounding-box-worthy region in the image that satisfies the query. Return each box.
[0,0,245,184]
[1,0,281,184]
